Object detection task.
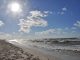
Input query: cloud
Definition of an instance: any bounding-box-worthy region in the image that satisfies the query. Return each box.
[61,12,65,15]
[0,20,4,27]
[58,7,67,15]
[71,27,77,30]
[0,32,11,39]
[44,11,52,14]
[30,10,46,17]
[35,28,64,35]
[62,7,67,11]
[65,27,77,30]
[18,10,51,33]
[35,28,79,38]
[74,21,80,28]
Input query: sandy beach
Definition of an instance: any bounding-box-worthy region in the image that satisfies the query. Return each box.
[0,40,41,60]
[7,39,80,60]
[0,40,58,60]
[1,39,80,60]
[7,40,58,60]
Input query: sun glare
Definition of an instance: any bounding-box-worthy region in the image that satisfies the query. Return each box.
[8,2,22,13]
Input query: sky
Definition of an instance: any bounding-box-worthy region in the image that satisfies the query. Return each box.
[0,0,80,39]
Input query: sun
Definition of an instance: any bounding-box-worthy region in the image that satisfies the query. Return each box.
[8,2,22,13]
[10,3,21,12]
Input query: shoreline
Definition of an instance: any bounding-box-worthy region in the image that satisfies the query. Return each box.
[8,40,59,60]
[8,40,80,60]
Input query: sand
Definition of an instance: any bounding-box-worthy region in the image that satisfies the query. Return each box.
[0,40,40,60]
[8,40,59,60]
[0,40,58,60]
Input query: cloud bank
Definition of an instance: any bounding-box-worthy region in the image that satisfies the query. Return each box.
[35,27,79,38]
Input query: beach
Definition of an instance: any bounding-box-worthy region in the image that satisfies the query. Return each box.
[7,39,58,60]
[7,38,80,60]
[0,40,41,60]
[0,39,57,60]
[0,39,80,60]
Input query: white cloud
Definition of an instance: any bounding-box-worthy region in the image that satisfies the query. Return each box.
[74,21,80,28]
[35,28,79,38]
[30,10,46,17]
[62,7,67,11]
[18,19,31,33]
[18,10,50,33]
[35,28,64,35]
[65,27,77,30]
[0,20,4,27]
[44,11,52,14]
[57,11,65,15]
[0,32,11,39]
[35,29,56,35]
[58,7,67,15]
